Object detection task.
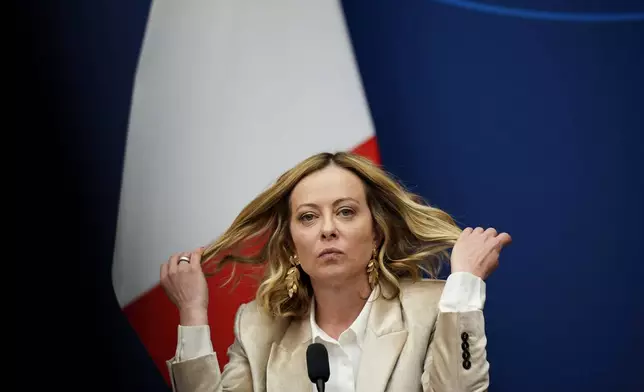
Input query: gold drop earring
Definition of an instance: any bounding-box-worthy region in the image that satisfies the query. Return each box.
[366,247,379,288]
[286,255,301,298]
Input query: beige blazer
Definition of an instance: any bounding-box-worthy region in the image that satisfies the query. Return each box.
[167,279,490,392]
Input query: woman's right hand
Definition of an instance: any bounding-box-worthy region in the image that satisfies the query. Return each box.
[160,247,209,326]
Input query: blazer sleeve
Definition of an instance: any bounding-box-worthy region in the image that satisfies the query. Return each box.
[421,310,490,392]
[166,304,254,392]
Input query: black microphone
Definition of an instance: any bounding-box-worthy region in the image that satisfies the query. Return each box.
[306,343,330,392]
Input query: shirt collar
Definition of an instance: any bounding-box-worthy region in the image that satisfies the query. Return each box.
[310,288,376,348]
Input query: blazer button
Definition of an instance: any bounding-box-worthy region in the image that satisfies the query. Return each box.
[461,332,469,341]
[461,341,469,350]
[463,360,471,370]
[462,350,471,360]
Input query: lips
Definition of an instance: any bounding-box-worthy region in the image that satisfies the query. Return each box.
[318,247,344,257]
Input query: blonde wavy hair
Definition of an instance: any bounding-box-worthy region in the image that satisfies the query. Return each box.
[201,152,462,319]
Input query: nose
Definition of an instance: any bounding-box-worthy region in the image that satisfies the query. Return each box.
[320,215,338,240]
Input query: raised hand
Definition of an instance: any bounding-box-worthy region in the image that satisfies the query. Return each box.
[450,227,512,280]
[160,247,209,326]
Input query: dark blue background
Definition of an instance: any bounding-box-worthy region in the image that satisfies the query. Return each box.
[20,0,643,390]
[342,1,643,390]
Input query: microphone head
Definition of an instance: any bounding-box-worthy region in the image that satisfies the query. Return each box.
[306,343,330,383]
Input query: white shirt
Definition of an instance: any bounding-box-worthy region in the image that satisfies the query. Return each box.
[308,288,375,392]
[174,272,486,392]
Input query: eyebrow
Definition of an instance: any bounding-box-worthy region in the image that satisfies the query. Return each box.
[295,197,360,211]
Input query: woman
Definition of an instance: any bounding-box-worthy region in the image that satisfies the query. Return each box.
[160,152,511,392]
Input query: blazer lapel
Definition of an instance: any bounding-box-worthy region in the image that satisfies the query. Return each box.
[356,285,408,392]
[266,316,312,392]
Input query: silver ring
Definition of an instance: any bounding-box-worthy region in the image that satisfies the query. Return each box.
[178,256,190,263]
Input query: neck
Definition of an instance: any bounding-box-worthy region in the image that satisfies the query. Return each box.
[311,275,372,339]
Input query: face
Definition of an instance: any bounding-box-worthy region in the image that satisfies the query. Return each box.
[289,164,376,287]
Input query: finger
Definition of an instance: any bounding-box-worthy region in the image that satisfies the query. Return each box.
[177,251,192,271]
[496,232,512,248]
[194,246,206,259]
[461,227,473,237]
[487,233,511,253]
[169,252,181,274]
[190,249,203,268]
[484,227,497,238]
[473,227,484,234]
[160,262,169,281]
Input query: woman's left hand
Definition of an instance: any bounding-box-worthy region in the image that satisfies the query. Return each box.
[450,227,512,280]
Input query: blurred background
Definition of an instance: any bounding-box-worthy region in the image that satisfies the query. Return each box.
[20,1,643,391]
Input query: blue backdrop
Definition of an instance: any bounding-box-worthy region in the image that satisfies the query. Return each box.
[342,1,644,390]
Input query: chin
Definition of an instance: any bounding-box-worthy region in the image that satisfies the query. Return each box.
[309,263,362,285]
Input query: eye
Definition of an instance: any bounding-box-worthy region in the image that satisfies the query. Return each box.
[338,208,355,217]
[299,213,316,222]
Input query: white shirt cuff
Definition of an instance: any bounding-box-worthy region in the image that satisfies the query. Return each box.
[438,272,486,312]
[175,324,214,361]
